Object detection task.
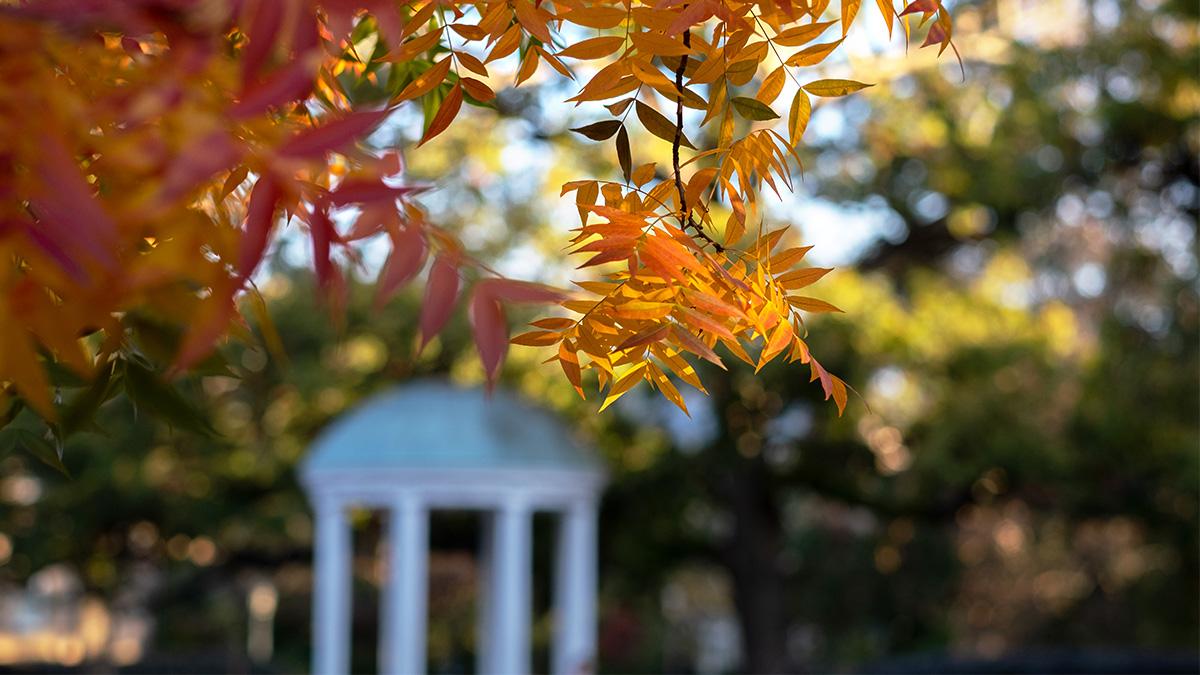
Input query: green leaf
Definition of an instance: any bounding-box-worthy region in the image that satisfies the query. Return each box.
[0,428,69,477]
[570,119,622,141]
[123,361,217,437]
[731,96,780,121]
[59,360,120,438]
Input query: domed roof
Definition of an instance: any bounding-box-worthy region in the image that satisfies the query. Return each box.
[302,380,601,474]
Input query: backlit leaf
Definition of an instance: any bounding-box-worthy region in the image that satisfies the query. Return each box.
[803,78,874,97]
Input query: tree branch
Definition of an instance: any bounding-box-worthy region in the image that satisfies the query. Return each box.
[672,28,724,253]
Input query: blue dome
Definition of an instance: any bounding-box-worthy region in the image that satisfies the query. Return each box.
[302,380,600,473]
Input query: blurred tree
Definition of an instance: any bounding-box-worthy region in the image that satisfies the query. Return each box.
[597,0,1198,669]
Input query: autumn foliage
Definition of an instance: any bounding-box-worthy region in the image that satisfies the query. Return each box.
[0,0,956,432]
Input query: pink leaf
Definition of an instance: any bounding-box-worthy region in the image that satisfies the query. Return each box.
[236,175,281,281]
[375,225,427,309]
[28,131,117,271]
[347,203,397,241]
[666,0,715,35]
[469,288,508,388]
[475,278,568,304]
[418,255,461,349]
[18,218,88,283]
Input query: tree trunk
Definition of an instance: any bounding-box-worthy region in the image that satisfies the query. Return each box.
[715,461,790,673]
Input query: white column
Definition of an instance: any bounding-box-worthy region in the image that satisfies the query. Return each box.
[313,496,352,675]
[552,500,599,675]
[380,495,428,675]
[477,512,496,675]
[489,498,533,675]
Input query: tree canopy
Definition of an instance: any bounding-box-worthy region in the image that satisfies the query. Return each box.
[0,0,960,446]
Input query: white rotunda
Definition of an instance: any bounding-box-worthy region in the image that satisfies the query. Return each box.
[300,379,606,675]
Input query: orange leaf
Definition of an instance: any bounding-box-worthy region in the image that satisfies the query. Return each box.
[394,57,452,102]
[558,341,585,398]
[786,296,844,313]
[615,325,670,352]
[419,82,463,146]
[777,267,832,289]
[557,36,625,59]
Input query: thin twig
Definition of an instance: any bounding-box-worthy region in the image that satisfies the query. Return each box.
[671,27,724,253]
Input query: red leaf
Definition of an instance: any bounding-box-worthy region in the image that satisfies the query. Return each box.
[236,175,281,281]
[921,21,947,47]
[899,0,938,15]
[159,130,242,206]
[281,108,391,159]
[328,179,423,206]
[375,226,427,309]
[469,288,508,388]
[418,255,461,349]
[309,207,336,290]
[290,0,320,55]
[229,54,319,120]
[241,0,284,85]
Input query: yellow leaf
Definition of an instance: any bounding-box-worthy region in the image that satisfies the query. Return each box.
[599,363,647,411]
[648,362,688,415]
[803,79,874,97]
[876,0,897,37]
[788,88,812,147]
[785,39,844,67]
[756,67,787,104]
[841,0,862,35]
